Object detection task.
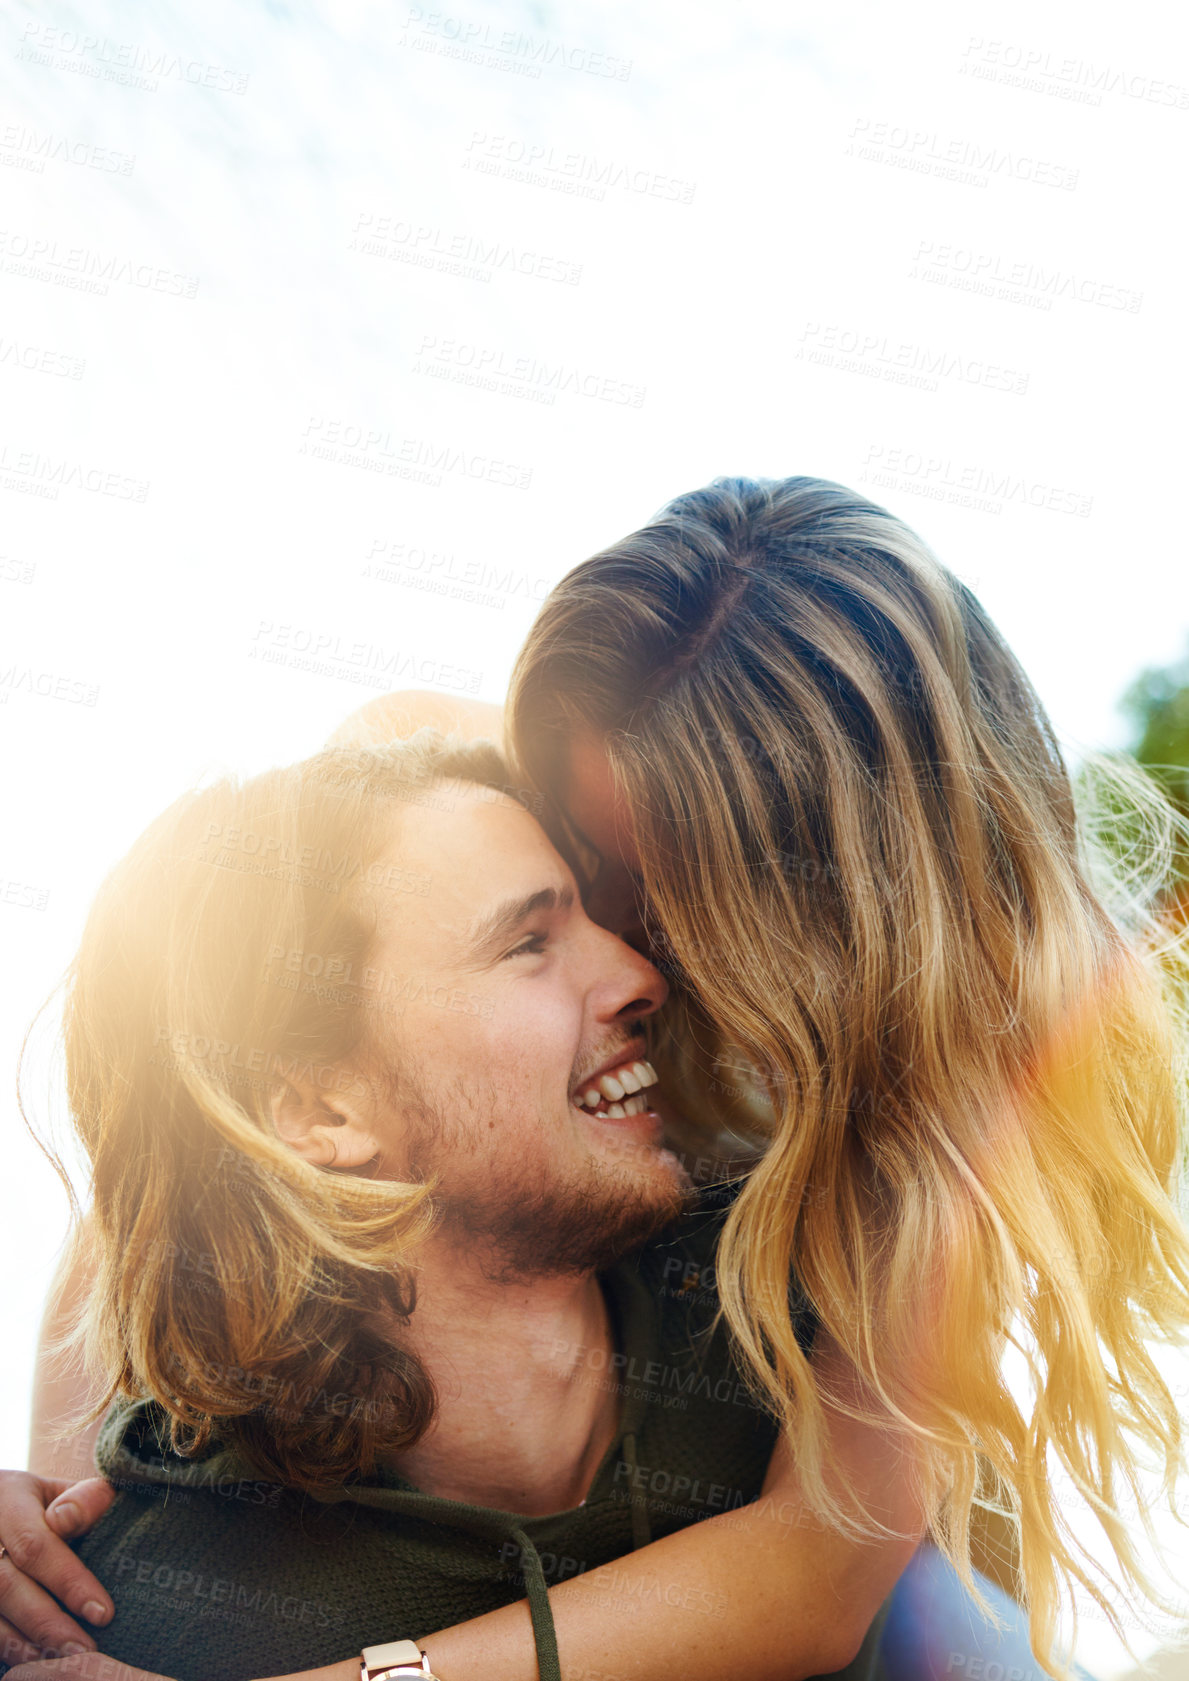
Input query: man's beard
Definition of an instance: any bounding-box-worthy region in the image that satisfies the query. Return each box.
[441,1153,694,1283]
[396,1074,694,1282]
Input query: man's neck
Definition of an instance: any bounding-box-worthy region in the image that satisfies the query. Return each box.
[387,1235,620,1517]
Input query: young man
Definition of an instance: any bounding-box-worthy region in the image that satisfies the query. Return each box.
[0,734,921,1681]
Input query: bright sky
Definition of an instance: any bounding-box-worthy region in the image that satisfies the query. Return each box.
[2,0,1188,1674]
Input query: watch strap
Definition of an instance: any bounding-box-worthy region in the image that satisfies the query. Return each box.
[360,1638,434,1680]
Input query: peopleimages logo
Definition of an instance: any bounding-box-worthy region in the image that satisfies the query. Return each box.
[0,442,148,501]
[463,132,697,205]
[16,24,251,94]
[350,214,582,286]
[908,241,1142,314]
[412,335,646,409]
[399,8,632,81]
[0,123,136,176]
[0,230,200,298]
[796,323,1029,396]
[959,37,1189,108]
[0,876,51,911]
[299,418,533,490]
[0,663,100,706]
[859,444,1093,519]
[847,118,1078,191]
[0,337,85,380]
[249,619,484,696]
[363,538,553,609]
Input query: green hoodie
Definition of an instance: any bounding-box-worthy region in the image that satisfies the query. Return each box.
[72,1191,891,1681]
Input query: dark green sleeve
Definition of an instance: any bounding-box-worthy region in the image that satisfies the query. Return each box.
[71,1485,367,1681]
[69,1458,539,1681]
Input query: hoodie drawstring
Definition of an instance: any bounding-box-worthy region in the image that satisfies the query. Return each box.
[503,1432,652,1681]
[621,1429,652,1552]
[508,1524,562,1681]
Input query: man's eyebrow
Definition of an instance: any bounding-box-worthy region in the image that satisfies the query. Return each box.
[466,885,575,959]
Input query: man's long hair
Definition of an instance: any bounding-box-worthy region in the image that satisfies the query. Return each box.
[56,735,508,1492]
[508,475,1189,1677]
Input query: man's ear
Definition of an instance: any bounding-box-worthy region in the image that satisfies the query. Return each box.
[269,1070,382,1172]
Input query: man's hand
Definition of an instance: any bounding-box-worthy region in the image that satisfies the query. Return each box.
[0,1473,116,1664]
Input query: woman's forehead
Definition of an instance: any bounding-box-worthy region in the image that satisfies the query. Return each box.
[561,732,640,870]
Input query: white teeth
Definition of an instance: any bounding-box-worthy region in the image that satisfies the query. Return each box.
[573,1090,650,1120]
[574,1058,660,1111]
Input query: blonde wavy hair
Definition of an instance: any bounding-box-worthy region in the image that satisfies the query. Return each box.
[52,735,510,1492]
[507,474,1189,1677]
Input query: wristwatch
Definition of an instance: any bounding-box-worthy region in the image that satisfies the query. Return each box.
[360,1639,443,1681]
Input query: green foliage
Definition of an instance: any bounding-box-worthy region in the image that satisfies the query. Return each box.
[1120,645,1189,818]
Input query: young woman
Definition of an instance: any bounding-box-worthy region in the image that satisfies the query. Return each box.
[344,473,1189,1677]
[502,475,1189,1679]
[8,475,1172,1680]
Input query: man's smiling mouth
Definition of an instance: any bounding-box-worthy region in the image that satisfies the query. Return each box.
[570,1055,659,1120]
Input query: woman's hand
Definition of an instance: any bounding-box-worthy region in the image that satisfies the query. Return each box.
[4,1663,357,1681]
[253,1665,357,1681]
[6,1658,165,1681]
[0,1472,116,1665]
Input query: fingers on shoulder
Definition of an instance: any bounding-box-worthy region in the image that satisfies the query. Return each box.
[328,691,503,749]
